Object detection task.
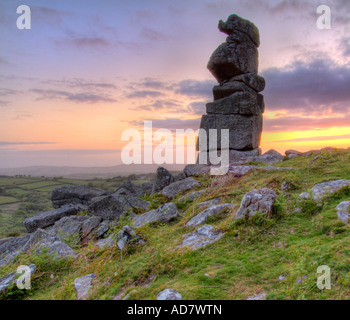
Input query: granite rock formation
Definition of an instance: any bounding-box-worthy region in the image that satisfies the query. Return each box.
[198,14,265,164]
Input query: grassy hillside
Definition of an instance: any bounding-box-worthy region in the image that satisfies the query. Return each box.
[0,174,155,238]
[2,149,350,300]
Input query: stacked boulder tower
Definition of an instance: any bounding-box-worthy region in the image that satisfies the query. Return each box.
[197,14,266,164]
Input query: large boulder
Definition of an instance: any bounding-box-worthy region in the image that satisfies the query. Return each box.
[46,215,89,244]
[212,80,255,100]
[0,229,48,266]
[183,164,210,177]
[162,178,202,199]
[179,225,224,250]
[51,185,105,209]
[235,188,276,220]
[206,91,261,116]
[23,204,85,233]
[132,203,179,228]
[87,194,149,220]
[218,14,260,47]
[152,167,175,193]
[186,204,234,227]
[229,73,265,92]
[0,229,77,267]
[198,113,262,151]
[297,180,350,202]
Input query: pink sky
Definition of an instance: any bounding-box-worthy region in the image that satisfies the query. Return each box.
[0,0,350,168]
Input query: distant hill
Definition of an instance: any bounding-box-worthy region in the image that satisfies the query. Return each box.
[0,163,186,179]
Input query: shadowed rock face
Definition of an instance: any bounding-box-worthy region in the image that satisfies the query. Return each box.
[51,185,105,209]
[23,204,85,233]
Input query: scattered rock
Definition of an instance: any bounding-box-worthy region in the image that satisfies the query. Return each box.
[23,204,85,233]
[93,220,113,238]
[228,165,294,177]
[156,289,182,300]
[95,234,117,249]
[177,190,206,203]
[88,194,149,220]
[0,264,36,293]
[114,181,144,197]
[34,233,78,259]
[335,201,350,223]
[196,198,221,210]
[235,188,276,220]
[186,204,234,227]
[132,203,179,228]
[183,164,210,177]
[116,225,144,250]
[297,180,350,201]
[247,292,266,300]
[51,185,104,209]
[74,273,95,300]
[0,229,53,266]
[46,215,88,243]
[180,225,224,250]
[152,167,175,193]
[257,149,284,164]
[174,172,187,181]
[162,178,202,199]
[81,216,102,239]
[285,149,303,157]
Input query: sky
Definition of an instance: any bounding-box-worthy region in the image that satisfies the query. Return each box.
[1,0,350,168]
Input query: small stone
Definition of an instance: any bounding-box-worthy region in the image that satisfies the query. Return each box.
[156,289,182,300]
[235,188,276,220]
[74,273,95,300]
[336,201,350,223]
[162,178,202,199]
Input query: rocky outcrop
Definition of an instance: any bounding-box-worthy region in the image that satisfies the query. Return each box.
[196,198,221,210]
[87,194,150,220]
[152,167,175,193]
[179,225,224,250]
[186,204,234,227]
[177,190,206,203]
[74,273,95,300]
[51,185,104,209]
[132,203,179,228]
[23,204,85,233]
[0,229,55,266]
[197,14,264,164]
[156,289,182,300]
[162,178,201,199]
[235,188,276,220]
[297,180,350,202]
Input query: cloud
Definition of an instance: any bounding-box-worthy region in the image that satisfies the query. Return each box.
[132,99,187,113]
[0,88,17,97]
[132,78,168,90]
[271,133,350,143]
[262,58,350,115]
[128,118,201,130]
[140,28,169,42]
[0,141,57,146]
[57,36,111,48]
[127,90,165,99]
[174,79,216,99]
[45,78,117,90]
[30,89,117,104]
[187,101,207,115]
[264,116,350,132]
[32,6,72,27]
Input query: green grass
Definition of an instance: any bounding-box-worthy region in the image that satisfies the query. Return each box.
[0,196,18,205]
[3,149,350,300]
